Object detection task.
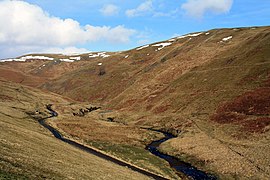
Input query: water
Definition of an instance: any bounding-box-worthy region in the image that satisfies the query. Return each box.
[44,105,217,179]
[39,106,167,180]
[146,130,217,180]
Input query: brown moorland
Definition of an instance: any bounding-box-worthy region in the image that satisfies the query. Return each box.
[0,80,154,180]
[1,26,270,179]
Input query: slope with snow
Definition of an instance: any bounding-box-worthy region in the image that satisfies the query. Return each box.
[89,52,110,58]
[152,42,172,51]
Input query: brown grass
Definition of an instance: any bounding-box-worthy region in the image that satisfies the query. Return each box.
[1,26,270,179]
[53,113,179,179]
[0,81,151,179]
[211,88,270,133]
[242,117,270,133]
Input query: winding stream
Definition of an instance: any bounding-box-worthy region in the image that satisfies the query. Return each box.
[40,104,167,180]
[146,130,217,180]
[41,105,217,180]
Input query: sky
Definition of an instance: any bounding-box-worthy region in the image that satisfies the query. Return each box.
[0,0,270,59]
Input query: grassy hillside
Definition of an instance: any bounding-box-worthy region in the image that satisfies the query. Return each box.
[1,26,270,179]
[0,80,152,180]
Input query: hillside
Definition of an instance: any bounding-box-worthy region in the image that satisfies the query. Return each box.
[0,80,154,179]
[1,26,270,179]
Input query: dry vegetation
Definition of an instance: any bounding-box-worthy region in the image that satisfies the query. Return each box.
[1,26,270,179]
[52,110,179,179]
[0,80,151,180]
[211,87,270,133]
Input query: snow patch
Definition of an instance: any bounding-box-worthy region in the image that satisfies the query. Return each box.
[89,52,110,58]
[222,36,233,41]
[136,45,149,50]
[0,58,25,62]
[168,39,176,42]
[152,42,172,51]
[60,59,74,62]
[177,32,202,39]
[22,56,54,61]
[0,55,54,62]
[205,32,210,35]
[189,32,202,37]
[102,54,110,58]
[69,56,81,61]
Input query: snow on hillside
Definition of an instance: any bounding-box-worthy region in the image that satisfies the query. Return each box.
[60,59,74,62]
[22,56,54,61]
[177,32,202,39]
[152,42,172,51]
[136,45,149,50]
[168,39,176,42]
[0,58,26,62]
[89,52,110,58]
[0,55,54,62]
[0,55,83,63]
[222,36,233,41]
[69,56,81,61]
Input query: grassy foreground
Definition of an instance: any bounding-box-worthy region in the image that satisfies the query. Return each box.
[0,80,151,180]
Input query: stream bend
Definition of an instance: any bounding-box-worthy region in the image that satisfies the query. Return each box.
[146,129,217,180]
[41,104,217,180]
[39,104,167,180]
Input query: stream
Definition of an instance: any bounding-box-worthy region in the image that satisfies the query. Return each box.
[40,104,166,180]
[41,104,217,180]
[146,130,217,180]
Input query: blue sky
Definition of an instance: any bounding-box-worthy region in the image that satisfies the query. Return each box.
[0,0,270,58]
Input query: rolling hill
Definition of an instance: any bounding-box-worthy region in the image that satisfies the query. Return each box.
[1,26,270,179]
[0,80,152,180]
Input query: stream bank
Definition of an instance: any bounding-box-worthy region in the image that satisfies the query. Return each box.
[39,105,217,179]
[38,105,167,180]
[146,129,217,180]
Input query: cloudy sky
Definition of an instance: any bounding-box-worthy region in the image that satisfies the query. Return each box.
[0,0,269,59]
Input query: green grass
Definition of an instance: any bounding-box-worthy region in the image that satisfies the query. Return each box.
[0,170,29,180]
[87,140,179,179]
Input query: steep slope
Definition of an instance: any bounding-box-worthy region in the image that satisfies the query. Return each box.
[36,26,270,111]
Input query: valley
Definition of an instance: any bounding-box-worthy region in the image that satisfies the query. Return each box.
[1,26,270,179]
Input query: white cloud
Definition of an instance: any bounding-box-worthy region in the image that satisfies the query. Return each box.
[126,0,153,17]
[100,4,120,16]
[181,0,233,18]
[0,45,90,59]
[0,0,135,58]
[85,25,135,43]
